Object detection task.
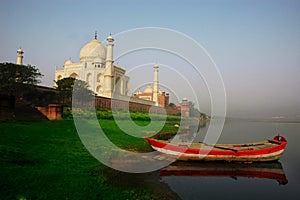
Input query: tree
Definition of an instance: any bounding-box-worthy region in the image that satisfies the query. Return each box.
[0,62,43,107]
[55,77,94,105]
[189,101,207,119]
[55,77,75,105]
[169,102,177,107]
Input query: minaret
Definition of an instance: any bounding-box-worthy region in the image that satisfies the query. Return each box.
[16,48,24,65]
[103,34,114,98]
[106,34,114,68]
[153,64,159,106]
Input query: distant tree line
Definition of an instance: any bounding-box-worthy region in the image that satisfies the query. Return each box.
[188,101,207,119]
[168,101,208,119]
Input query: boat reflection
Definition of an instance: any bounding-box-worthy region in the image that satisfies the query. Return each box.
[160,161,288,185]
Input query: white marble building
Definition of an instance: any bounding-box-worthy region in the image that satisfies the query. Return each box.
[55,33,130,98]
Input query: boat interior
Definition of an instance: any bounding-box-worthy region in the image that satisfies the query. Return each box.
[161,139,280,151]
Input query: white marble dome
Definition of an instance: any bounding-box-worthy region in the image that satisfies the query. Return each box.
[80,39,106,62]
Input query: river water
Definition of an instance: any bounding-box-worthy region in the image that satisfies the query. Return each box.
[160,119,300,200]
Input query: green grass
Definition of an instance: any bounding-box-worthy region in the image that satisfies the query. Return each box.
[0,119,179,200]
[98,119,179,152]
[64,109,181,122]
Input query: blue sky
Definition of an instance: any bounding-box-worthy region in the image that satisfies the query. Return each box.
[1,0,299,119]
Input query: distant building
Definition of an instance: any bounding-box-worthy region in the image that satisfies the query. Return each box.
[54,32,130,98]
[133,64,169,108]
[180,98,190,117]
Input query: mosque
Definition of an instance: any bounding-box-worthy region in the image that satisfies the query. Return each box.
[54,32,170,107]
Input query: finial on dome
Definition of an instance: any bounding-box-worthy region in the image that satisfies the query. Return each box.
[94,31,97,40]
[107,33,114,42]
[17,47,23,53]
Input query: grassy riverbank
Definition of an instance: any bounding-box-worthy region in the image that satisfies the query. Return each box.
[0,118,180,200]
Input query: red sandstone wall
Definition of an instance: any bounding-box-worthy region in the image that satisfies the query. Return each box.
[95,96,172,114]
[33,85,181,119]
[36,104,62,120]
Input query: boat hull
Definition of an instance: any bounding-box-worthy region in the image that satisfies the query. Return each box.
[151,146,284,162]
[146,135,287,162]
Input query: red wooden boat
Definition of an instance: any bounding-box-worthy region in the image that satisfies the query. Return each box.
[146,134,287,162]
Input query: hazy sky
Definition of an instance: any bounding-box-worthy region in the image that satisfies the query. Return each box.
[1,0,299,119]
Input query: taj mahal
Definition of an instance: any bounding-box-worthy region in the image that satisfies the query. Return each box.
[54,32,130,98]
[54,32,169,107]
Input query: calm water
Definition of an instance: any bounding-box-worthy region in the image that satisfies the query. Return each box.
[160,120,300,200]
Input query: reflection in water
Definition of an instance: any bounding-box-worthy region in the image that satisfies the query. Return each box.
[160,161,288,185]
[101,167,181,200]
[178,126,192,142]
[174,123,206,143]
[172,120,208,143]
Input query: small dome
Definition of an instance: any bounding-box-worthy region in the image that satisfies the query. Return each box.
[144,85,153,93]
[64,59,73,65]
[80,39,106,62]
[136,89,142,95]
